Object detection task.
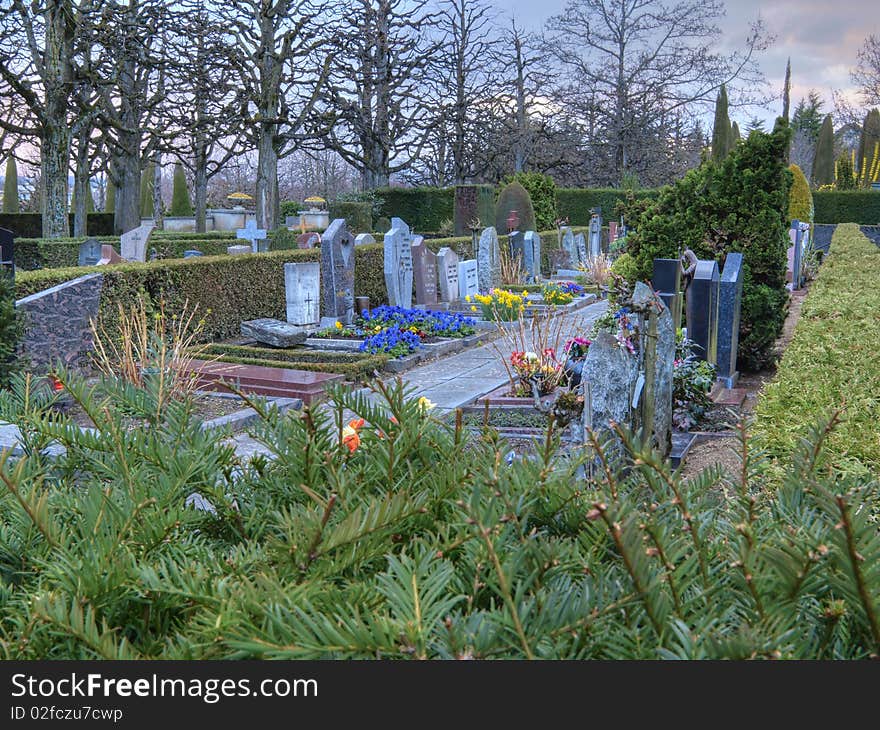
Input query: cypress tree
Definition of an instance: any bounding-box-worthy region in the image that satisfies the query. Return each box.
[169,162,193,216]
[140,164,154,218]
[812,115,835,187]
[730,121,740,150]
[712,85,731,162]
[70,182,95,214]
[856,108,880,187]
[782,59,791,122]
[2,157,19,213]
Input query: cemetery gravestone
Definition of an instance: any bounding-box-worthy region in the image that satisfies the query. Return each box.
[297,233,320,249]
[716,253,744,388]
[241,318,308,348]
[236,220,268,253]
[437,247,460,302]
[120,223,154,262]
[0,228,13,275]
[686,259,720,365]
[354,233,375,246]
[383,217,414,308]
[609,221,618,247]
[285,262,321,326]
[652,258,683,330]
[227,245,251,256]
[574,233,588,265]
[412,237,439,306]
[588,214,602,257]
[78,238,102,267]
[508,230,525,277]
[97,244,124,265]
[478,227,501,292]
[458,260,479,299]
[560,227,577,267]
[524,231,541,282]
[320,218,355,325]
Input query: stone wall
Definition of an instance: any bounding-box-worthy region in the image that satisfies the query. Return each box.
[16,273,103,373]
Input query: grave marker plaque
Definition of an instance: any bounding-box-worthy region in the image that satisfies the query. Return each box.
[458,259,479,299]
[120,223,154,262]
[383,217,414,308]
[478,226,500,292]
[524,231,541,282]
[412,236,438,306]
[574,233,588,265]
[321,218,355,325]
[560,227,577,267]
[437,247,460,302]
[652,258,683,330]
[78,238,102,267]
[285,261,321,326]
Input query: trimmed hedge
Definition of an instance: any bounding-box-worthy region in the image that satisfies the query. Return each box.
[0,213,114,239]
[813,191,880,224]
[376,187,454,232]
[15,244,390,343]
[753,224,880,477]
[556,188,661,225]
[328,201,372,234]
[199,343,388,380]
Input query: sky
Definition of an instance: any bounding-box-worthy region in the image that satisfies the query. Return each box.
[502,0,878,126]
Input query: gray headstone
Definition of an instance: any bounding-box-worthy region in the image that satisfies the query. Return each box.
[120,223,155,262]
[508,230,525,273]
[523,231,541,282]
[589,214,602,257]
[285,261,321,325]
[560,227,577,267]
[78,238,102,267]
[227,244,251,256]
[354,233,375,246]
[437,247,460,302]
[632,282,674,456]
[383,217,414,308]
[652,258,683,330]
[686,259,720,365]
[478,226,500,292]
[320,218,355,324]
[574,233,588,265]
[412,237,438,306]
[236,220,268,253]
[241,318,308,348]
[458,259,479,299]
[716,253,744,388]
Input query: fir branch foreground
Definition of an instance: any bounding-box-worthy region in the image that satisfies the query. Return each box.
[0,372,878,660]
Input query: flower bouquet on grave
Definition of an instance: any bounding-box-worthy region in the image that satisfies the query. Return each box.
[469,288,526,322]
[509,348,564,397]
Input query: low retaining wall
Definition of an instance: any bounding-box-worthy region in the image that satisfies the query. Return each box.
[16,273,103,372]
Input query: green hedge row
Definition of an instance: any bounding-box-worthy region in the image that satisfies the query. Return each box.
[0,213,115,238]
[15,244,390,343]
[813,191,880,224]
[556,188,662,225]
[753,224,880,477]
[199,343,388,380]
[376,187,454,232]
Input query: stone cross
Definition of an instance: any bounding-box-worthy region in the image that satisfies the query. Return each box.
[523,231,541,282]
[478,227,501,292]
[285,262,321,326]
[120,223,155,262]
[716,253,744,388]
[383,217,414,308]
[412,236,439,306]
[686,259,720,365]
[236,219,268,253]
[437,247,460,302]
[78,238,102,267]
[458,259,479,299]
[321,218,356,324]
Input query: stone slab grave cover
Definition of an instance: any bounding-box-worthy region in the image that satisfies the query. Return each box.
[297,233,320,249]
[560,227,577,267]
[321,218,355,325]
[384,217,414,308]
[652,258,683,330]
[227,244,251,256]
[477,226,500,292]
[285,261,320,326]
[686,259,720,365]
[458,259,479,299]
[412,236,438,306]
[524,231,541,282]
[354,233,375,246]
[97,244,124,265]
[241,318,308,348]
[120,223,154,262]
[574,233,588,266]
[716,252,744,388]
[78,237,102,267]
[236,220,268,253]
[437,247,460,302]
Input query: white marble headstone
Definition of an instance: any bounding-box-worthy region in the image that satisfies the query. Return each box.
[120,223,155,262]
[458,259,479,299]
[437,247,460,302]
[285,262,320,325]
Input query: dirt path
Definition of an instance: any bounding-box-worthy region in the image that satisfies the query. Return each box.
[679,288,807,479]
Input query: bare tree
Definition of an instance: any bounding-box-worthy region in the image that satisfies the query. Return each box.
[545,0,771,185]
[853,35,880,107]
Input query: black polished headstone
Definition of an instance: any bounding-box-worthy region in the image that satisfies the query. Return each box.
[686,259,719,365]
[508,230,524,263]
[716,253,744,387]
[652,258,683,330]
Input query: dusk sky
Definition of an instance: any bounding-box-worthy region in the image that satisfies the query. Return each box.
[503,0,878,125]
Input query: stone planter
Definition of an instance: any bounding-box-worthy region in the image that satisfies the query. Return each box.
[474,382,560,409]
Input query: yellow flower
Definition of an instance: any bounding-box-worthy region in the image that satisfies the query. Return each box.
[417,396,436,411]
[465,295,471,302]
[335,321,343,329]
[471,305,478,312]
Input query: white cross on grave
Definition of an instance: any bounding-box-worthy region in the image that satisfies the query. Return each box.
[236,220,268,253]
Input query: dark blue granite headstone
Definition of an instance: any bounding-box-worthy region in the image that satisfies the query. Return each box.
[686,259,719,365]
[716,252,744,388]
[652,258,682,330]
[508,231,524,265]
[0,227,14,274]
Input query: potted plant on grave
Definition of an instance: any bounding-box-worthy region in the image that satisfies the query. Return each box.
[561,337,591,387]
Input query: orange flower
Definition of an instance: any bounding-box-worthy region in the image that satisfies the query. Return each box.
[342,418,365,453]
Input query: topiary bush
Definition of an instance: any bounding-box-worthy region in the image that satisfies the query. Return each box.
[788,164,813,223]
[624,120,792,371]
[500,172,557,230]
[494,181,536,233]
[169,162,193,217]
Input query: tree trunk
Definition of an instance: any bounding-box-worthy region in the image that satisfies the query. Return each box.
[72,131,90,237]
[40,122,70,238]
[152,155,163,227]
[194,147,208,233]
[256,124,278,229]
[114,150,141,234]
[514,35,527,174]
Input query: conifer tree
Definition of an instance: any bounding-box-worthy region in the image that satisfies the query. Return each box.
[730,121,740,149]
[2,157,19,213]
[169,163,193,216]
[105,179,116,213]
[812,115,835,187]
[0,267,20,387]
[857,108,880,186]
[140,164,155,218]
[711,84,731,161]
